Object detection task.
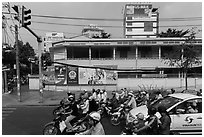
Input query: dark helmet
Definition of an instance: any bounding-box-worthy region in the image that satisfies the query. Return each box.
[158,105,167,113]
[148,107,157,115]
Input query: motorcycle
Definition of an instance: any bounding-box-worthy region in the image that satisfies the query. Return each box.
[120,120,138,135]
[52,98,70,117]
[97,101,113,118]
[110,104,131,126]
[43,112,90,135]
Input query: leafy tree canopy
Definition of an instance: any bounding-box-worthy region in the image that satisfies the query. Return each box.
[158,28,190,37]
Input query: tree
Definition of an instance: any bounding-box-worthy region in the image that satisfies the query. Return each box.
[163,28,202,90]
[92,32,111,39]
[158,28,189,37]
[2,41,36,77]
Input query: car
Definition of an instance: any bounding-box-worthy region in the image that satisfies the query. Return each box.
[126,93,202,135]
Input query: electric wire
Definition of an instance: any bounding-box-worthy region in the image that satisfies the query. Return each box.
[2,11,202,22]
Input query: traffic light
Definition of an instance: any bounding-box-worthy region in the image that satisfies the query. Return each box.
[22,6,31,27]
[42,60,47,71]
[12,5,21,22]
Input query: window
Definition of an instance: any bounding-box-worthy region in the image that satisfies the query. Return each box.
[169,98,202,115]
[152,96,182,111]
[127,22,132,26]
[127,28,132,32]
[120,50,128,58]
[126,36,132,38]
[127,16,132,20]
[144,21,153,32]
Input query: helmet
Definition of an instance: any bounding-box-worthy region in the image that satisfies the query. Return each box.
[141,91,146,95]
[137,113,144,120]
[128,91,134,97]
[83,89,88,92]
[148,107,157,115]
[158,105,167,113]
[68,94,74,101]
[100,90,103,94]
[89,112,101,121]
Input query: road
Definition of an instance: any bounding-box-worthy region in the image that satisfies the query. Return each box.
[2,106,123,135]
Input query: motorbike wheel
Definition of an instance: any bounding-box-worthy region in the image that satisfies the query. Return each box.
[43,123,60,135]
[110,115,121,126]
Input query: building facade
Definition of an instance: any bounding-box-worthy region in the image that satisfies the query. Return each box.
[44,32,64,52]
[43,37,202,91]
[123,3,159,38]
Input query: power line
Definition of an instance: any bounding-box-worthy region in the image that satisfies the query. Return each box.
[31,20,202,29]
[2,12,202,22]
[29,27,81,35]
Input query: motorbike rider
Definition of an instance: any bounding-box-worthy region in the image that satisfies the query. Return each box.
[134,107,159,135]
[136,91,148,106]
[80,94,90,117]
[98,89,107,103]
[76,112,105,135]
[124,91,137,110]
[65,94,79,132]
[157,105,171,135]
[132,113,146,135]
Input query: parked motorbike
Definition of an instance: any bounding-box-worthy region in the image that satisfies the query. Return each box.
[43,112,90,135]
[110,104,131,126]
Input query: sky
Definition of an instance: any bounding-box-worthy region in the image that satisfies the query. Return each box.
[2,1,202,54]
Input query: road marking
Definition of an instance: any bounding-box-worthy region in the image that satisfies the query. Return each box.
[2,107,17,120]
[2,107,17,110]
[2,110,14,113]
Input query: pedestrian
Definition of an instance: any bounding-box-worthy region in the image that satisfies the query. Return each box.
[158,105,171,135]
[134,107,159,135]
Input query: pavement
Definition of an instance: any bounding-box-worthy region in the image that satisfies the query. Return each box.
[2,85,73,107]
[2,84,201,107]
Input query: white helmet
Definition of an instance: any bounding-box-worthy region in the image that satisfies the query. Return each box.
[89,112,101,121]
[128,91,134,97]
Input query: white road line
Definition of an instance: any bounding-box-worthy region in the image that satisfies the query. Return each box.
[2,107,16,110]
[2,110,14,113]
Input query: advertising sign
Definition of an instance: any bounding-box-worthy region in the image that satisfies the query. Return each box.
[79,65,117,85]
[42,66,55,84]
[55,66,67,85]
[67,66,78,85]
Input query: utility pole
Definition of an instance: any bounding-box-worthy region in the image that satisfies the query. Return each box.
[38,36,43,103]
[15,24,21,102]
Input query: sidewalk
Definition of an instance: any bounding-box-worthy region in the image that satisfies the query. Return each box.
[2,90,67,107]
[2,85,72,107]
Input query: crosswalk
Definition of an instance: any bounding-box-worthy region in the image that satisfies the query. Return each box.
[2,107,17,120]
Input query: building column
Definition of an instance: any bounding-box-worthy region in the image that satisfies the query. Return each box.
[135,46,138,59]
[159,46,161,59]
[113,47,116,60]
[135,46,138,70]
[89,46,91,65]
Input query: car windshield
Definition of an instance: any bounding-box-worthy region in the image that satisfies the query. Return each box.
[152,96,182,110]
